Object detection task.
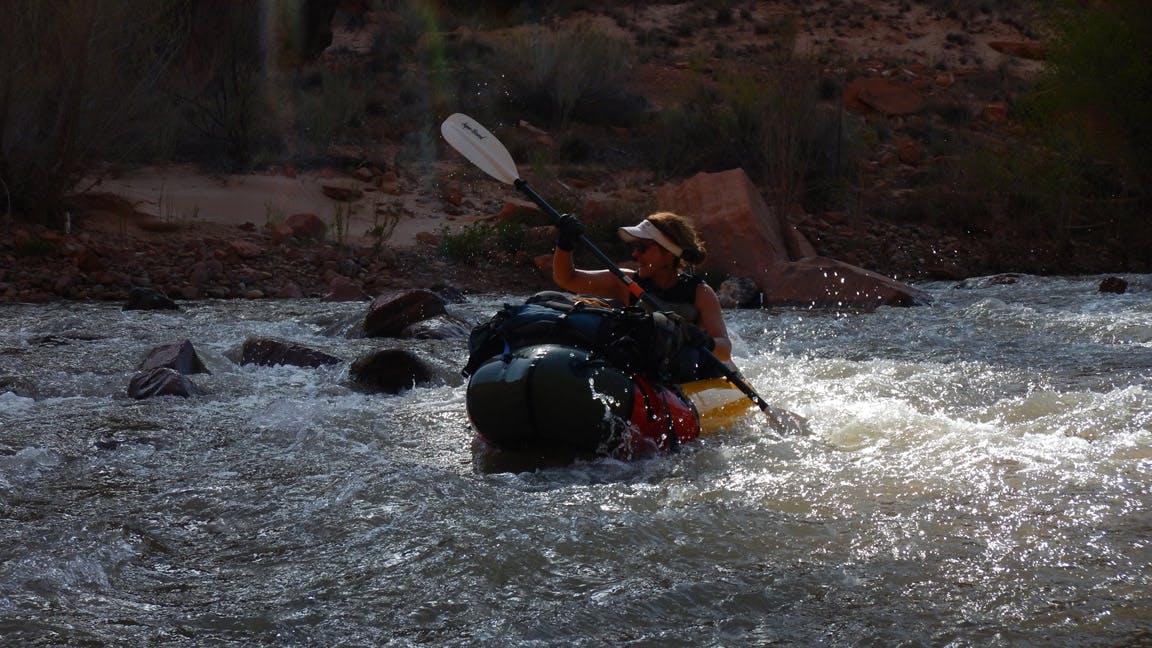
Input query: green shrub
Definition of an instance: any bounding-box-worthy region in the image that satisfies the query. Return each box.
[643,69,851,212]
[439,221,529,262]
[1012,0,1151,253]
[163,3,279,170]
[493,220,528,252]
[439,224,487,262]
[493,23,642,127]
[1026,0,1152,187]
[644,83,730,177]
[948,137,1134,239]
[294,70,372,148]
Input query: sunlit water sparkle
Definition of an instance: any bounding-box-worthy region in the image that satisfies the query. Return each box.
[1,275,1149,646]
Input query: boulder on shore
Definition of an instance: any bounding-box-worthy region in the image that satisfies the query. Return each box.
[322,276,371,302]
[657,169,929,310]
[844,77,926,116]
[761,256,930,308]
[270,212,327,244]
[717,277,761,308]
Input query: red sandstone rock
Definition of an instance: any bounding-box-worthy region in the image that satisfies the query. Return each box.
[440,179,465,206]
[898,139,922,165]
[273,213,327,243]
[656,169,795,272]
[228,239,263,259]
[73,248,106,273]
[276,282,305,299]
[321,184,363,201]
[377,170,401,194]
[494,199,541,225]
[760,257,929,309]
[988,41,1045,61]
[656,169,928,310]
[981,103,1009,123]
[322,276,370,302]
[844,77,925,116]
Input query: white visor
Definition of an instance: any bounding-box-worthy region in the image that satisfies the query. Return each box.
[617,219,684,258]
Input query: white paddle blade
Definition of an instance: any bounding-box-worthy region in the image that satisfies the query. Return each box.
[440,113,519,185]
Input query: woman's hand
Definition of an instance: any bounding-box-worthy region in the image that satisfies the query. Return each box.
[555,213,585,251]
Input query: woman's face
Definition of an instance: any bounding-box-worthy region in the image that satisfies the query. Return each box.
[631,240,674,277]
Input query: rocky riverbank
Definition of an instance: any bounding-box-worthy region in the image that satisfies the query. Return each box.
[2,204,1141,306]
[0,216,552,304]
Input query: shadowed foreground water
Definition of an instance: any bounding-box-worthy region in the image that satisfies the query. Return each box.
[1,275,1150,646]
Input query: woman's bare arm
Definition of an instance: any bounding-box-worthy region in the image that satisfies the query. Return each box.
[695,283,732,362]
[552,249,632,303]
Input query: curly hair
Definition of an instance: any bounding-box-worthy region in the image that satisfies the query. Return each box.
[646,211,707,267]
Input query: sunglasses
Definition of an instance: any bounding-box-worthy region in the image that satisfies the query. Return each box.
[630,240,657,254]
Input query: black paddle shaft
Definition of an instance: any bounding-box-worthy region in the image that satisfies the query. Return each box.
[514,179,640,294]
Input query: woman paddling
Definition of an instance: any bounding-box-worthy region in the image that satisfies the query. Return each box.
[551,211,733,377]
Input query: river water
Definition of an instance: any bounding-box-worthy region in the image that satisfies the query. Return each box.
[1,275,1149,646]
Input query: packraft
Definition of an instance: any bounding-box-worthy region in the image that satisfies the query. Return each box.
[464,292,747,464]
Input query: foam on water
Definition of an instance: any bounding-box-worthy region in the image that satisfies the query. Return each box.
[0,278,1149,645]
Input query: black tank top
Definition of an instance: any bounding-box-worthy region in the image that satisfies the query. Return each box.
[631,274,704,323]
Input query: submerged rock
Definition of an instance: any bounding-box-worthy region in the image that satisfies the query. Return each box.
[140,340,210,375]
[349,348,436,394]
[128,367,202,399]
[401,314,471,340]
[240,337,342,368]
[1099,277,1128,294]
[123,287,179,311]
[362,289,447,338]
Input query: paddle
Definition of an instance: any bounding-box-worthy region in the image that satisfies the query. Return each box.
[440,113,802,435]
